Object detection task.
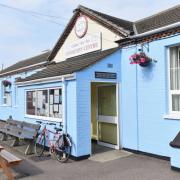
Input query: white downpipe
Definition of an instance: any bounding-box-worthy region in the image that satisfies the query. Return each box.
[62,77,67,133]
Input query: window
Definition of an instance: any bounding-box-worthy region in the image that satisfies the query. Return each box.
[26,88,62,119]
[169,46,180,113]
[2,80,12,106]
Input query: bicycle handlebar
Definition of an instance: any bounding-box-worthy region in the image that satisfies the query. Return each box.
[36,120,63,128]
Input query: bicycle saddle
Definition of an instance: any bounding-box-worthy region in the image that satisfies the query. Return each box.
[54,127,62,132]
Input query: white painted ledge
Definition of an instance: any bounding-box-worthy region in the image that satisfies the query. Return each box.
[164,114,180,120]
[24,114,62,122]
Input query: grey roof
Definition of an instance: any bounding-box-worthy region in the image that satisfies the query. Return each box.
[77,5,134,34]
[17,48,119,83]
[135,5,180,34]
[0,51,50,76]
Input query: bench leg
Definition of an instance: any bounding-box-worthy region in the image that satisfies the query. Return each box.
[11,137,19,147]
[25,141,34,155]
[0,133,8,141]
[0,157,15,180]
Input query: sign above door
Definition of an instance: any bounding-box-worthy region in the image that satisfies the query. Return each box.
[95,72,117,79]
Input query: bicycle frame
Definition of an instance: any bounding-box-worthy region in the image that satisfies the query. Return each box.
[37,126,62,153]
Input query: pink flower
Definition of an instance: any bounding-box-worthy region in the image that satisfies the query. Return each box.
[140,58,146,63]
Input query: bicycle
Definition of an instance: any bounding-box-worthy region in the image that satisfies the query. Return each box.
[34,121,72,163]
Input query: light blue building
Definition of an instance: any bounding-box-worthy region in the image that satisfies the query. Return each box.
[1,5,180,169]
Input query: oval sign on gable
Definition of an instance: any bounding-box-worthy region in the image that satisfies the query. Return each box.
[75,15,88,38]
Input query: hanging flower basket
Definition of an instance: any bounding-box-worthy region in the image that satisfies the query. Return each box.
[129,52,152,67]
[2,80,11,87]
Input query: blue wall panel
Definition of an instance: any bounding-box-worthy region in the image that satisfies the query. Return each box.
[76,50,121,156]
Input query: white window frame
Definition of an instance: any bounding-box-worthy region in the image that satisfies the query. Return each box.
[168,47,180,115]
[1,82,12,106]
[25,87,62,122]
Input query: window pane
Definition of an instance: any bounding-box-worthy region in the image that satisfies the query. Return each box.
[170,47,180,90]
[172,94,180,111]
[36,90,48,117]
[3,85,12,106]
[49,89,62,118]
[26,91,36,115]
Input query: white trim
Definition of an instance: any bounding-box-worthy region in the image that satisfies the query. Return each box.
[97,141,119,150]
[96,83,119,149]
[164,114,180,120]
[167,47,171,114]
[25,114,62,122]
[168,46,180,114]
[62,77,67,133]
[98,115,117,124]
[0,61,46,76]
[25,87,63,122]
[0,105,12,107]
[116,83,120,149]
[16,73,75,86]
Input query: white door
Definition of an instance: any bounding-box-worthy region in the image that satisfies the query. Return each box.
[97,84,119,149]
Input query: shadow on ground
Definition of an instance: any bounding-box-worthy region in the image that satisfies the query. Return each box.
[13,159,43,179]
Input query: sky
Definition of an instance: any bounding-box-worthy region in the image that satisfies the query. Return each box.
[0,0,180,69]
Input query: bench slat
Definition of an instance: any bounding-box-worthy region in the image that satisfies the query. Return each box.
[0,119,40,141]
[6,119,23,127]
[22,122,40,130]
[0,146,4,151]
[0,150,21,164]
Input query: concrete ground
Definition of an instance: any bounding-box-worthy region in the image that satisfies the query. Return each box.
[1,144,180,180]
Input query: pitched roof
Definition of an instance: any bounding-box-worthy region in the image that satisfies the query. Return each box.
[134,5,180,34]
[0,51,50,77]
[17,48,119,83]
[77,5,134,34]
[48,5,133,61]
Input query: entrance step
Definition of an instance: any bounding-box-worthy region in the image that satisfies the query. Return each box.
[89,150,132,163]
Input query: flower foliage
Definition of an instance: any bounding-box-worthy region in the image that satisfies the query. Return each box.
[2,80,11,87]
[129,52,152,66]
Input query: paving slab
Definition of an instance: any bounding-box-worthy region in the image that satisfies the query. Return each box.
[89,149,132,162]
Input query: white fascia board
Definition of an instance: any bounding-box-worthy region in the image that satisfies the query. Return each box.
[16,73,76,87]
[132,22,180,38]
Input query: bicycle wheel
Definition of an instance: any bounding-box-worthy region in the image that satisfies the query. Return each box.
[34,133,46,156]
[55,135,71,163]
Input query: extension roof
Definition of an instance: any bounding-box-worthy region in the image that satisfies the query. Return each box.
[0,51,50,77]
[17,48,118,83]
[134,4,180,34]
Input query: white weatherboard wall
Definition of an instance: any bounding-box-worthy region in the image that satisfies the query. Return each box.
[54,16,121,62]
[75,50,121,157]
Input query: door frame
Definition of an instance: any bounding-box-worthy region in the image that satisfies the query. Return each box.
[95,83,120,150]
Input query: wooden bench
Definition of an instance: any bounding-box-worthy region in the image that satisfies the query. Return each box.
[0,147,22,180]
[0,145,4,151]
[0,119,40,155]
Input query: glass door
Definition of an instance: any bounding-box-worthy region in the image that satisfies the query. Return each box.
[97,84,119,149]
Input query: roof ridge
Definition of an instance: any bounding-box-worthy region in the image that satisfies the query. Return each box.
[135,4,180,23]
[78,5,133,24]
[14,51,51,64]
[76,5,133,35]
[0,51,51,76]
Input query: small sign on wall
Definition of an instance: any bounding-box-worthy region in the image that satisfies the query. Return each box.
[95,72,117,79]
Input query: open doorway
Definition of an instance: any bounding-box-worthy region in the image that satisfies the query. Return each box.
[91,82,119,155]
